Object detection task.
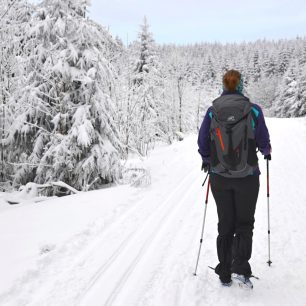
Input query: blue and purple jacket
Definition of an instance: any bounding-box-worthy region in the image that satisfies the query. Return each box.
[198,91,271,175]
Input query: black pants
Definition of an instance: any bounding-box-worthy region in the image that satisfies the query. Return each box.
[210,174,259,282]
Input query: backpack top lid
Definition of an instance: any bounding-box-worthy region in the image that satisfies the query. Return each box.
[212,94,251,124]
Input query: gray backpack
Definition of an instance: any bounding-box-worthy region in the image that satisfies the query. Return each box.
[209,94,258,178]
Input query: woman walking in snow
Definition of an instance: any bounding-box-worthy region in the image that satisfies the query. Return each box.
[198,70,271,287]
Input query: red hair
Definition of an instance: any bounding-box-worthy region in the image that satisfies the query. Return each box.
[223,70,241,92]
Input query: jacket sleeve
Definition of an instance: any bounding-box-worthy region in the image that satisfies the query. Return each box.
[198,107,212,162]
[253,104,271,155]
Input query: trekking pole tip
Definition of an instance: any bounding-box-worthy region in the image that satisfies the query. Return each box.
[267,260,272,266]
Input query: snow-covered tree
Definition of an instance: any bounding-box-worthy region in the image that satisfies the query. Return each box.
[128,17,164,156]
[6,0,123,191]
[273,63,299,117]
[294,65,306,117]
[0,0,33,189]
[277,45,291,75]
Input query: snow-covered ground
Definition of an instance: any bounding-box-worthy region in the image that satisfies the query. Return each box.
[1,117,306,306]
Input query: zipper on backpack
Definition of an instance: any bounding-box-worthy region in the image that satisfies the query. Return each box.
[244,125,247,150]
[216,128,225,151]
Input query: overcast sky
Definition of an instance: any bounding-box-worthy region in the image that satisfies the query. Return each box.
[88,0,306,45]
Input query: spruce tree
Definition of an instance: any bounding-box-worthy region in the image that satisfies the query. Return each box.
[7,0,123,191]
[273,63,298,117]
[296,65,306,117]
[0,0,33,189]
[130,17,162,156]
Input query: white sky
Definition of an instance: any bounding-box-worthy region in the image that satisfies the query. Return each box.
[88,0,306,44]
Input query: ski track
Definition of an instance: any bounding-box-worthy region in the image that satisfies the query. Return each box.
[79,168,198,305]
[2,118,306,306]
[81,169,199,306]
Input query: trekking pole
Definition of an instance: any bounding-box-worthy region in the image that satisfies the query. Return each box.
[267,159,272,266]
[194,173,210,276]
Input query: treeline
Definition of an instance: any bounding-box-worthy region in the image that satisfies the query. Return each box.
[159,39,306,117]
[0,0,305,191]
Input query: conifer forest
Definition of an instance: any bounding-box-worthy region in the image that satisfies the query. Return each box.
[1,0,305,191]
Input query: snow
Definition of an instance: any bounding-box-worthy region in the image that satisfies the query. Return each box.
[1,117,306,306]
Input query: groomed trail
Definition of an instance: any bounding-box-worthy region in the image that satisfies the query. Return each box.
[1,117,306,306]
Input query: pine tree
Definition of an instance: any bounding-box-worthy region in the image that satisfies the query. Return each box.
[295,65,306,117]
[0,0,33,189]
[251,50,261,82]
[6,0,123,191]
[273,63,299,117]
[277,44,291,76]
[129,17,163,156]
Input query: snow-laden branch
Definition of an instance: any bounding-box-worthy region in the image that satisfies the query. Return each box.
[49,181,80,194]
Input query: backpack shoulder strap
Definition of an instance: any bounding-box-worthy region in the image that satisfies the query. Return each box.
[250,105,260,130]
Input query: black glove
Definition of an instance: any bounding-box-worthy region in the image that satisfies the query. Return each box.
[264,154,271,161]
[201,161,210,173]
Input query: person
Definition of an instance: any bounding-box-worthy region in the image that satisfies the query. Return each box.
[197,69,271,287]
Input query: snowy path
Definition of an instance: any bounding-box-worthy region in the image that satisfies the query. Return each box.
[1,118,306,306]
